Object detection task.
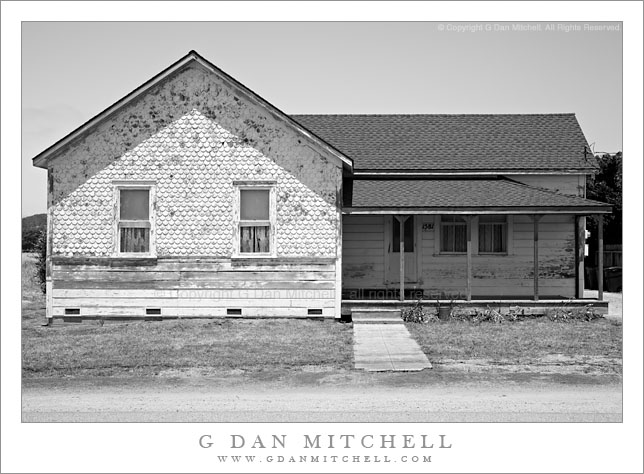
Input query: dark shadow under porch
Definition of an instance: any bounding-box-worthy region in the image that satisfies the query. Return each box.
[342,288,577,301]
[341,288,609,317]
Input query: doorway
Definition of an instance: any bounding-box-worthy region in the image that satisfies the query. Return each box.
[385,215,418,284]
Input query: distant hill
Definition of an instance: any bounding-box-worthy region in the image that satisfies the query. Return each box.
[22,213,47,252]
[22,213,47,231]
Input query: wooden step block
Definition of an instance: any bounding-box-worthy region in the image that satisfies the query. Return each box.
[352,310,402,324]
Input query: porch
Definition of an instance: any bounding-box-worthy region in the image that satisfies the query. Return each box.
[340,178,612,313]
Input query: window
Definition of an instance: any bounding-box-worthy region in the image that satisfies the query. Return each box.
[392,216,414,252]
[478,215,507,254]
[440,215,467,253]
[235,183,275,256]
[115,184,154,255]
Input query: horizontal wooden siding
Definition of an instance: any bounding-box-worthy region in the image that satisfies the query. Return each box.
[52,258,337,318]
[342,215,385,288]
[420,214,575,298]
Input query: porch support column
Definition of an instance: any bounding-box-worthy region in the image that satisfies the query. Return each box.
[395,215,409,302]
[575,216,586,298]
[465,215,473,301]
[532,215,543,302]
[598,215,604,301]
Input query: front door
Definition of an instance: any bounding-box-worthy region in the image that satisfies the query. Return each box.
[385,215,418,284]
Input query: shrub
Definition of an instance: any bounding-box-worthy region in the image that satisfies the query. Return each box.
[34,230,47,294]
[505,306,524,321]
[450,305,511,324]
[449,306,475,321]
[407,301,603,324]
[545,304,603,322]
[22,228,43,252]
[401,300,438,323]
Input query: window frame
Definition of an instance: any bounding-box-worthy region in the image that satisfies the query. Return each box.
[232,181,277,258]
[439,215,468,254]
[113,181,156,257]
[478,215,509,255]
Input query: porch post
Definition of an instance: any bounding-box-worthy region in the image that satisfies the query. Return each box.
[532,215,542,302]
[395,215,409,302]
[465,215,473,301]
[598,215,604,301]
[575,216,586,298]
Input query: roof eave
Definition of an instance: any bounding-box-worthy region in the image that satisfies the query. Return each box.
[343,205,612,215]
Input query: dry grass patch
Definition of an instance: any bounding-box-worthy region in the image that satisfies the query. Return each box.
[406,318,622,371]
[22,318,353,377]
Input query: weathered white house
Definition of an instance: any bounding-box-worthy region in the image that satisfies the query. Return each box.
[33,51,611,321]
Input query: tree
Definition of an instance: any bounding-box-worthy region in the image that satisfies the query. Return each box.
[34,230,47,294]
[22,213,47,252]
[22,228,42,252]
[586,152,622,264]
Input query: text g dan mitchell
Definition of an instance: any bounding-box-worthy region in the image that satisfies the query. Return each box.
[199,434,453,450]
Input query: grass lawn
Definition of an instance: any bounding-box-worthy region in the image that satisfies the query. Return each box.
[23,318,354,377]
[406,317,622,369]
[21,254,353,378]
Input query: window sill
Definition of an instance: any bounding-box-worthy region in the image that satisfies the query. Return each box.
[232,254,277,260]
[113,253,157,260]
[232,256,336,266]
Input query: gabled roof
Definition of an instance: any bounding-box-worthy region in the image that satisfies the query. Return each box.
[292,114,597,173]
[33,51,353,170]
[345,178,611,214]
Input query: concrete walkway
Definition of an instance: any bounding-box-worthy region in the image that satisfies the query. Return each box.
[353,323,432,372]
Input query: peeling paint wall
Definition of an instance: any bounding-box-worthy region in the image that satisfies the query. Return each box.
[420,215,576,298]
[48,64,342,258]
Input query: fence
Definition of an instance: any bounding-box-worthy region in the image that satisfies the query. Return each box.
[593,244,622,268]
[586,244,622,291]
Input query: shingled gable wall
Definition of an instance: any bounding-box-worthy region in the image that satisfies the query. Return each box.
[47,62,343,319]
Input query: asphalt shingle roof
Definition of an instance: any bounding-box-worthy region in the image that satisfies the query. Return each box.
[348,179,610,211]
[292,114,596,172]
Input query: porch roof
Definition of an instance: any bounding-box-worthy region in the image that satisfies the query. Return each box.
[343,178,612,215]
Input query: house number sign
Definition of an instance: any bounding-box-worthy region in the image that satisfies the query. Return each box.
[422,222,434,231]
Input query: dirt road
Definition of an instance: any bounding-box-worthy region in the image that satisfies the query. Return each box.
[22,370,622,423]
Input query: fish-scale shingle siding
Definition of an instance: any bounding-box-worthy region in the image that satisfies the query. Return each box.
[49,65,342,258]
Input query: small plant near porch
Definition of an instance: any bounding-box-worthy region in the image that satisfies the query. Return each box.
[448,305,527,323]
[544,302,603,322]
[402,301,604,325]
[450,305,506,324]
[400,299,439,323]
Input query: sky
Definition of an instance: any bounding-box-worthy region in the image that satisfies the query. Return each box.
[21,21,623,216]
